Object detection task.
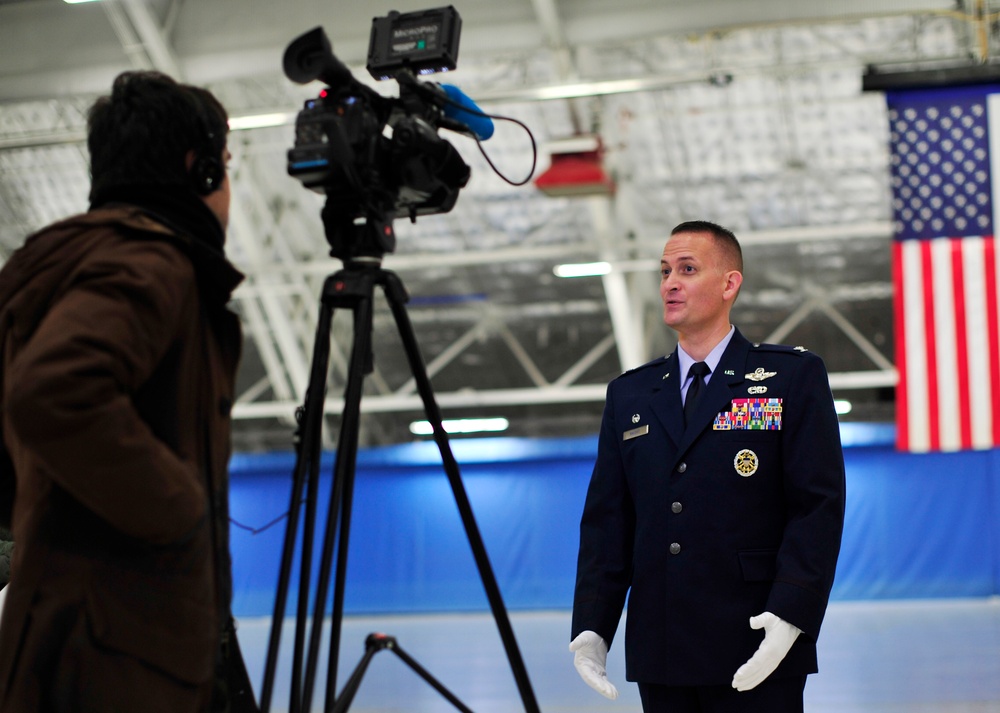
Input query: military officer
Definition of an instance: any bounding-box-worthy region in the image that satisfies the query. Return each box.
[570,220,845,713]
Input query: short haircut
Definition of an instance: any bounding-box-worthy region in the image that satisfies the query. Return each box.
[670,220,743,273]
[87,71,228,202]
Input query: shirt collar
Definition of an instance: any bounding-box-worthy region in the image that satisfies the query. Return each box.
[678,325,736,383]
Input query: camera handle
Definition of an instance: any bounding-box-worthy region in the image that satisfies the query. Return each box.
[258,260,541,713]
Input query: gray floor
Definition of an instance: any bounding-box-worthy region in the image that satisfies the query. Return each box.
[237,598,1000,713]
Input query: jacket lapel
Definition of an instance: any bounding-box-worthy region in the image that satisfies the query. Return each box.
[649,351,683,450]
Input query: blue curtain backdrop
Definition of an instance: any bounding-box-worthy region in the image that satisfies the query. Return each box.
[228,425,1000,618]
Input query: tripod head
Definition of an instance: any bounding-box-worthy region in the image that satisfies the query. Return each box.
[321,199,396,266]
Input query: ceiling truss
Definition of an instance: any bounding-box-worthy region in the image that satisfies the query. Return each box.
[2,3,991,446]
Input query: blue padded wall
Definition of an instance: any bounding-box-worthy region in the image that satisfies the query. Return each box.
[228,426,1000,617]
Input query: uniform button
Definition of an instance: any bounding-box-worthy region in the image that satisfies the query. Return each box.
[671,502,683,514]
[669,543,681,555]
[677,462,687,473]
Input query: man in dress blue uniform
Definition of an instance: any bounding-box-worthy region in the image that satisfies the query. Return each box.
[569,221,845,712]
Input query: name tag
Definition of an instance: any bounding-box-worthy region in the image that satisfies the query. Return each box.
[623,425,649,441]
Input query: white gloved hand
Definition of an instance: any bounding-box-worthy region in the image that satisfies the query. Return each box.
[731,612,802,691]
[569,630,619,700]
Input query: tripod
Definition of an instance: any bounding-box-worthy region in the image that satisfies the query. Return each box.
[257,220,541,713]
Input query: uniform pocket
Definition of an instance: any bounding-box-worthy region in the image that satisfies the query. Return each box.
[737,548,778,582]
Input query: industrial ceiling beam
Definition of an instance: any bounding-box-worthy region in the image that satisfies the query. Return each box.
[591,197,646,371]
[228,195,314,399]
[104,0,183,78]
[231,366,898,421]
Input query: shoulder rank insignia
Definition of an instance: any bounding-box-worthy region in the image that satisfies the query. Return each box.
[794,346,808,352]
[745,367,777,382]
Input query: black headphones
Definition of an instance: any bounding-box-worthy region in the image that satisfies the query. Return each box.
[189,96,225,196]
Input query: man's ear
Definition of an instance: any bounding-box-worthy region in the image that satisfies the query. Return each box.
[724,270,743,301]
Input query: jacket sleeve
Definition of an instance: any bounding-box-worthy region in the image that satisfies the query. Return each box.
[571,382,635,647]
[765,352,846,640]
[4,237,207,545]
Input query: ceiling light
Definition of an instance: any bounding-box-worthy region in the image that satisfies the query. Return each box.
[409,418,510,436]
[834,400,852,415]
[63,0,102,4]
[228,112,295,131]
[554,262,612,278]
[532,79,655,101]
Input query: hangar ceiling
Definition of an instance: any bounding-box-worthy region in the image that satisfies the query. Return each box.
[0,0,988,451]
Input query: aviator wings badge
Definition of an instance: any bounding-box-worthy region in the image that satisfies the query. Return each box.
[745,367,777,382]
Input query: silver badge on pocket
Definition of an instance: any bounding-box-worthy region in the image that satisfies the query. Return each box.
[734,449,759,477]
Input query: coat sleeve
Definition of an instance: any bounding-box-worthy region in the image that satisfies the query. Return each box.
[571,382,635,647]
[765,352,846,640]
[4,237,207,545]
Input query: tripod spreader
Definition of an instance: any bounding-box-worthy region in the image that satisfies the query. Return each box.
[332,633,475,713]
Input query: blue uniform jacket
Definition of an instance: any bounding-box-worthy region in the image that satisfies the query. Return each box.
[571,328,846,686]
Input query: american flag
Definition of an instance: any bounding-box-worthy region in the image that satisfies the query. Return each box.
[888,85,1000,453]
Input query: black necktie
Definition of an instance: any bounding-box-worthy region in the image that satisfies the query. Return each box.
[684,362,711,425]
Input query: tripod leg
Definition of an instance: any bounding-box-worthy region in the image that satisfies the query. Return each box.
[328,640,380,713]
[381,271,542,713]
[390,640,476,713]
[260,287,338,713]
[289,377,329,713]
[323,419,362,712]
[297,274,378,712]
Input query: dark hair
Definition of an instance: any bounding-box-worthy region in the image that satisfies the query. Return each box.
[670,220,743,273]
[87,71,228,201]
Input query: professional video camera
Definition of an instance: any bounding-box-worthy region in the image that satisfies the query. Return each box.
[283,7,489,261]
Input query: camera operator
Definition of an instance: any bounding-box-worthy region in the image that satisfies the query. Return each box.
[0,71,255,712]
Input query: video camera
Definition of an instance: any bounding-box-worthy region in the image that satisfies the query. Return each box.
[283,6,481,261]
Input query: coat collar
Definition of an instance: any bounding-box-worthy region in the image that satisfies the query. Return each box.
[63,207,243,301]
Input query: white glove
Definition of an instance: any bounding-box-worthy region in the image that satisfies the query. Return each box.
[731,612,801,691]
[569,630,619,700]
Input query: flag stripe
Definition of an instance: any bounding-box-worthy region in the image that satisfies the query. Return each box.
[949,238,972,450]
[900,241,932,452]
[988,237,1000,446]
[962,238,992,449]
[892,242,911,451]
[921,238,941,452]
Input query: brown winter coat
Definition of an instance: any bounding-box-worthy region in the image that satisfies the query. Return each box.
[0,205,243,711]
